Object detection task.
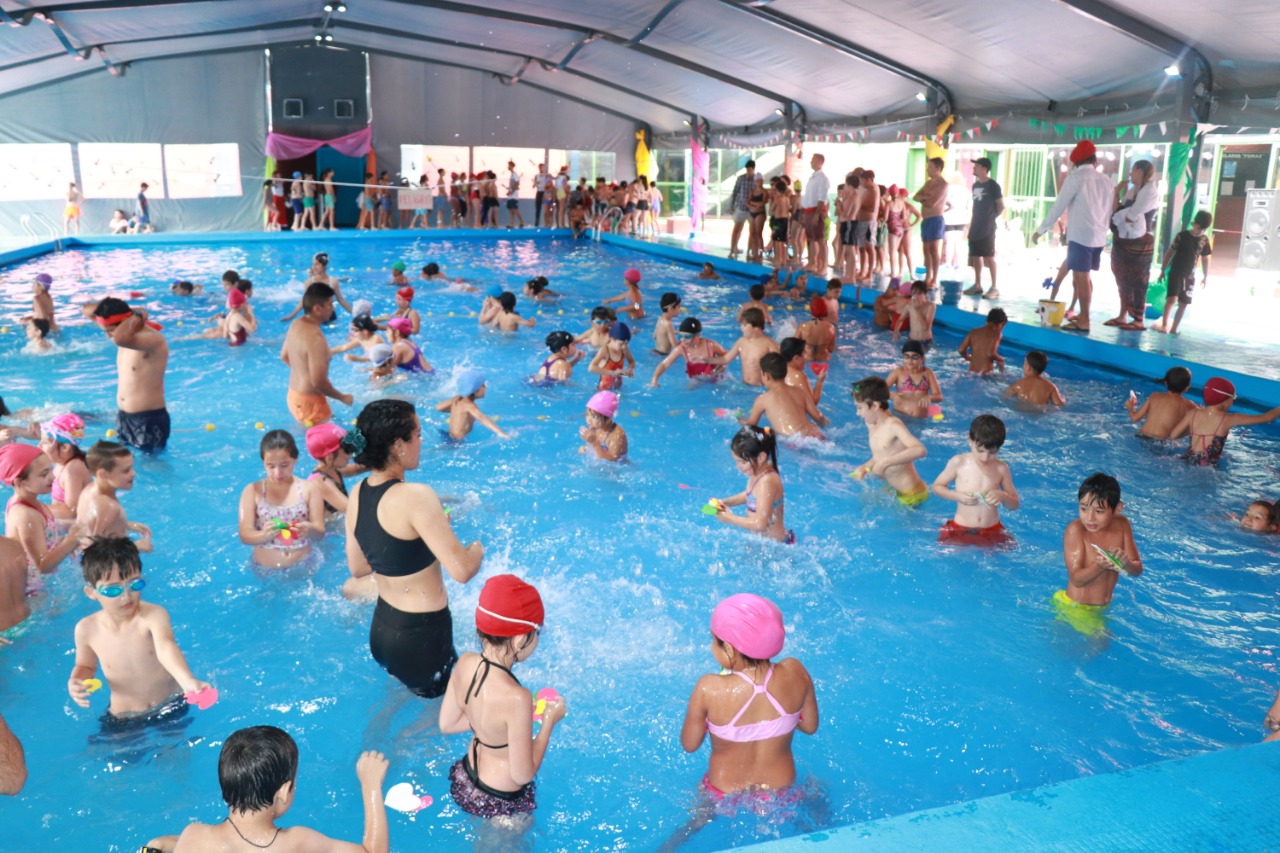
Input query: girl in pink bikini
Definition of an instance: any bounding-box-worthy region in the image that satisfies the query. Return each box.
[237,430,324,569]
[38,413,91,519]
[1172,377,1280,467]
[649,317,727,387]
[677,594,819,825]
[0,443,84,587]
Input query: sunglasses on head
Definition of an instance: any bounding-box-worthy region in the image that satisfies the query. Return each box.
[96,577,146,598]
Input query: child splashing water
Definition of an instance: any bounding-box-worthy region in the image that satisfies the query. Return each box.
[237,430,324,569]
[664,594,819,851]
[441,575,567,827]
[708,427,795,544]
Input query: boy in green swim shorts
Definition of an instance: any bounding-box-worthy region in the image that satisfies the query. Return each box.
[1057,472,1142,628]
[851,376,928,506]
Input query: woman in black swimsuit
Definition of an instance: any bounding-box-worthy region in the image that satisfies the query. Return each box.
[344,399,485,698]
[746,175,768,262]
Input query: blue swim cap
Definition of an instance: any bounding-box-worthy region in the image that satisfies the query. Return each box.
[486,285,503,299]
[609,322,632,342]
[456,368,487,397]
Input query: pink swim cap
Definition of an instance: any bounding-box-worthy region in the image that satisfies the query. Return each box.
[1203,376,1236,407]
[587,390,619,419]
[41,413,85,445]
[387,317,412,335]
[711,593,785,660]
[305,422,347,459]
[0,443,43,487]
[623,268,642,284]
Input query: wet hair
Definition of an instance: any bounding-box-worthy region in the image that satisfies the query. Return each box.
[353,399,417,470]
[759,352,788,381]
[590,306,617,323]
[1192,210,1213,229]
[969,413,1007,451]
[1078,472,1122,509]
[740,307,765,329]
[476,629,538,656]
[826,279,843,293]
[986,308,1008,325]
[749,284,764,300]
[172,281,195,294]
[1161,366,1191,393]
[730,425,779,473]
[93,298,131,320]
[424,262,440,276]
[301,282,334,315]
[86,440,132,474]
[852,376,891,410]
[779,337,805,362]
[1246,499,1276,527]
[545,330,573,352]
[236,279,253,296]
[81,536,142,586]
[352,313,378,333]
[0,397,9,417]
[259,429,299,460]
[218,726,299,813]
[526,276,548,294]
[498,292,517,313]
[910,280,927,295]
[31,318,50,338]
[1025,350,1048,375]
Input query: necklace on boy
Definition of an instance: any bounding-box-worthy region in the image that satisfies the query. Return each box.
[226,817,281,849]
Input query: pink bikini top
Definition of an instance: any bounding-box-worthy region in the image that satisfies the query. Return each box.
[704,666,801,743]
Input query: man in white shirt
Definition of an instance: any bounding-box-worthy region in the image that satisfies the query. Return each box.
[800,153,832,275]
[506,160,524,229]
[1032,140,1113,332]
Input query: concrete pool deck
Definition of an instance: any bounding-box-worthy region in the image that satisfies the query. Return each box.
[739,742,1280,852]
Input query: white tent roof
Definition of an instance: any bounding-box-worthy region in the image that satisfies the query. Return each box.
[1,0,1276,134]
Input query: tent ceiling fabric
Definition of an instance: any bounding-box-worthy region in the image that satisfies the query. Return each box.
[0,0,1275,132]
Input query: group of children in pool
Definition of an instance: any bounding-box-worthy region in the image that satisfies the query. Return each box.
[4,252,1280,849]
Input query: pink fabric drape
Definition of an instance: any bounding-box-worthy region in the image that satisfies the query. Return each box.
[690,135,709,232]
[266,128,371,160]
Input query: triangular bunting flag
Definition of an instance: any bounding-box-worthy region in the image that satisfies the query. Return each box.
[1159,121,1167,135]
[1137,124,1147,137]
[1053,124,1066,136]
[1117,126,1130,139]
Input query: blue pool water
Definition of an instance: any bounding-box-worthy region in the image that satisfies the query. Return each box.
[1,236,1279,851]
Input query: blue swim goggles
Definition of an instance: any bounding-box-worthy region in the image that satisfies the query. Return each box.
[96,577,146,598]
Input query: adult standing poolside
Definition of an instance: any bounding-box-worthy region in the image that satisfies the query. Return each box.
[800,153,832,275]
[727,159,757,257]
[93,298,169,452]
[964,157,1005,298]
[1031,140,1114,333]
[344,399,483,698]
[913,157,949,288]
[281,283,351,426]
[1105,159,1159,330]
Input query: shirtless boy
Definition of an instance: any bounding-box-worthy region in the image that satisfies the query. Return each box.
[77,441,153,553]
[736,284,773,327]
[650,317,726,386]
[741,353,827,438]
[715,308,779,386]
[835,173,861,278]
[891,280,935,348]
[851,376,929,507]
[654,293,681,354]
[435,370,510,440]
[282,283,352,426]
[491,292,537,332]
[93,298,170,452]
[575,306,616,350]
[1124,366,1197,439]
[1061,472,1142,608]
[931,414,1020,543]
[780,337,824,405]
[958,308,1008,374]
[1004,350,1066,406]
[67,537,210,721]
[159,727,389,853]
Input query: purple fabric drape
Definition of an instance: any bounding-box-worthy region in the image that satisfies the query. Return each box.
[265,128,371,160]
[690,135,709,232]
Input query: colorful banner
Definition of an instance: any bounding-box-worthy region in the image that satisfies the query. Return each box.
[690,134,709,231]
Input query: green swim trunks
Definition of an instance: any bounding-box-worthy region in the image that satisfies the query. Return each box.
[1052,589,1108,638]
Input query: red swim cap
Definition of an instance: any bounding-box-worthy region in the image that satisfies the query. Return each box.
[809,294,828,317]
[1203,376,1236,407]
[623,268,642,284]
[397,287,414,301]
[475,575,544,637]
[0,443,43,486]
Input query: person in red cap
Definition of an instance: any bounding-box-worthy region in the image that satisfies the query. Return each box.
[602,268,644,320]
[1,442,84,581]
[92,298,170,452]
[1171,377,1280,466]
[383,286,420,335]
[440,574,566,822]
[1030,139,1115,333]
[795,295,835,372]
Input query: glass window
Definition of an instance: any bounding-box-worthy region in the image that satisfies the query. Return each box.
[399,145,469,188]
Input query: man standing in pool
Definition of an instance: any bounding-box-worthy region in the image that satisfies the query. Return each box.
[93,299,170,452]
[282,283,352,426]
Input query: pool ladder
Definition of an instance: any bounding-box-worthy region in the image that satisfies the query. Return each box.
[19,213,64,251]
[592,207,623,241]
